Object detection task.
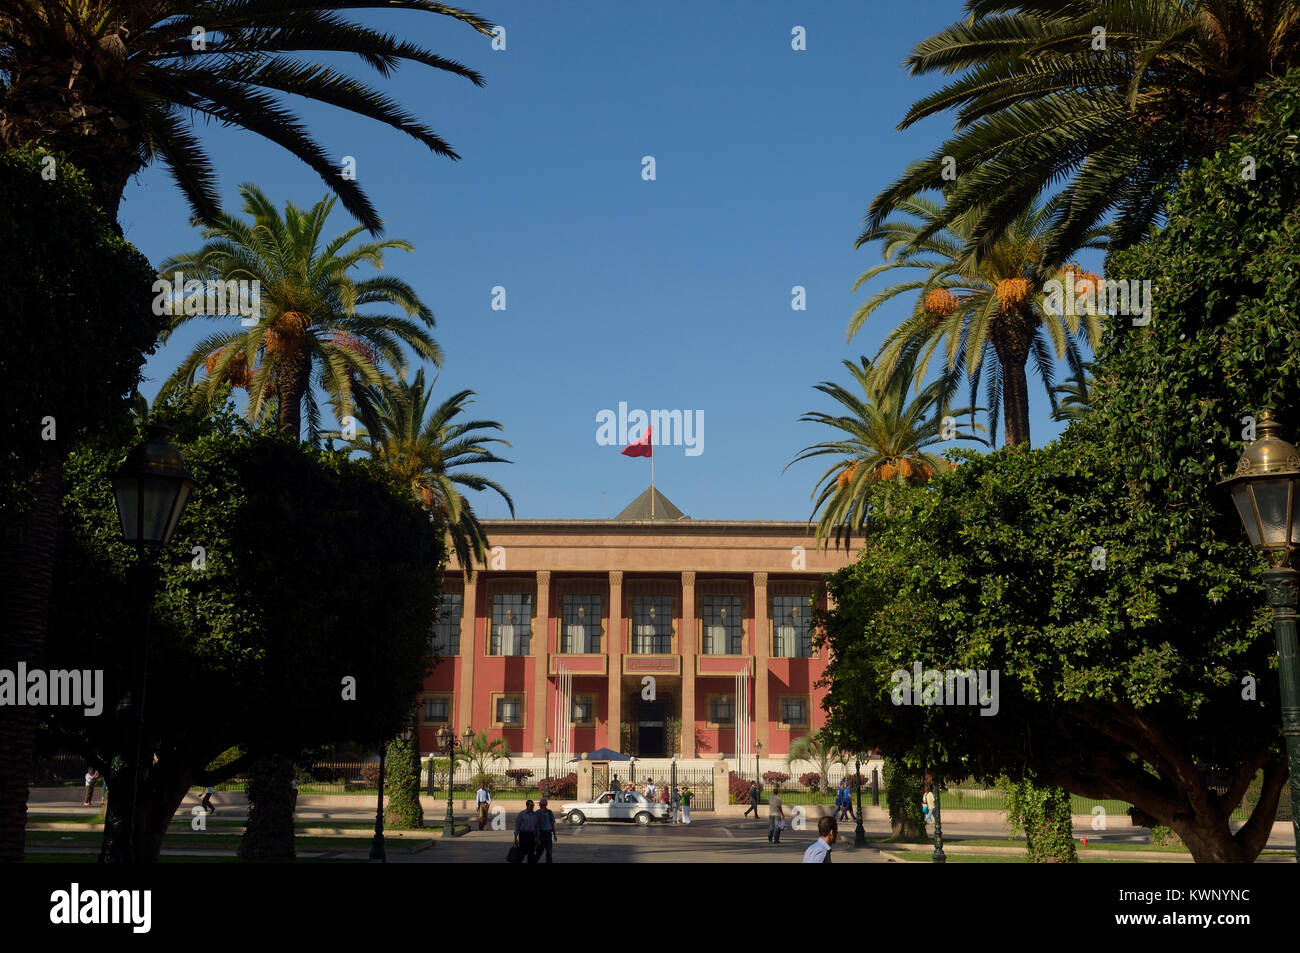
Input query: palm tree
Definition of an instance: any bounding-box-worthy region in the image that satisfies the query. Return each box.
[158,184,441,441]
[1051,360,1096,423]
[329,368,513,579]
[866,0,1300,264]
[850,192,1107,447]
[0,0,493,231]
[787,731,850,796]
[457,729,511,784]
[787,355,983,550]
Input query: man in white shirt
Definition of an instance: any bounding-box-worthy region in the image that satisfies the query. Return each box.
[476,782,492,830]
[802,815,837,863]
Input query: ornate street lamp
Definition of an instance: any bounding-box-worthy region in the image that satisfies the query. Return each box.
[931,777,946,864]
[630,756,638,787]
[112,424,199,548]
[108,424,197,862]
[1219,411,1300,859]
[438,725,462,837]
[755,738,763,791]
[544,736,552,798]
[853,755,867,847]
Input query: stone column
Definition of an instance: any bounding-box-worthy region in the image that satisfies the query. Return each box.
[753,572,770,757]
[531,570,550,757]
[681,571,696,758]
[607,571,623,753]
[577,758,594,802]
[457,575,477,735]
[712,758,730,813]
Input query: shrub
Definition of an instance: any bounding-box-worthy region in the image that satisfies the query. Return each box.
[799,772,821,792]
[728,771,759,803]
[762,771,789,787]
[505,768,534,789]
[538,773,578,799]
[308,765,340,783]
[360,762,382,787]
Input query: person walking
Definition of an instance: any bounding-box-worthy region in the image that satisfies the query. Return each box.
[744,779,760,818]
[610,774,622,795]
[922,783,936,828]
[681,785,693,824]
[802,816,838,863]
[535,798,558,863]
[83,768,99,807]
[202,785,215,815]
[514,799,540,863]
[842,780,856,822]
[767,786,785,844]
[476,781,493,830]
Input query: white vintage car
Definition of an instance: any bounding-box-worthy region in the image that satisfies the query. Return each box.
[560,791,673,826]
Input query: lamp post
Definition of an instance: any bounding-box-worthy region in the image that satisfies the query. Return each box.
[109,424,198,862]
[630,756,637,787]
[1219,411,1300,860]
[854,755,867,846]
[544,736,552,798]
[369,745,388,862]
[931,775,946,864]
[438,725,461,837]
[755,739,763,789]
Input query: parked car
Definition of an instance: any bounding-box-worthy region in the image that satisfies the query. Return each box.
[560,790,672,826]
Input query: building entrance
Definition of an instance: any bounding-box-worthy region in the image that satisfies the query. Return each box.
[636,700,666,757]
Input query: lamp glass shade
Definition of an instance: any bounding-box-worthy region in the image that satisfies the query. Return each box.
[1252,479,1294,548]
[1230,485,1263,547]
[113,474,193,546]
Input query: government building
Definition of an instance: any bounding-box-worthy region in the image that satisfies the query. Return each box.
[417,487,852,768]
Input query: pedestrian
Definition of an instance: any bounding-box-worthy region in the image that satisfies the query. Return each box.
[842,779,856,822]
[922,782,936,826]
[644,777,656,801]
[660,784,670,806]
[744,779,760,817]
[202,785,215,815]
[83,767,98,807]
[290,777,298,813]
[768,786,785,844]
[610,774,621,795]
[802,815,837,863]
[514,799,540,863]
[536,798,558,863]
[680,786,692,824]
[476,780,493,830]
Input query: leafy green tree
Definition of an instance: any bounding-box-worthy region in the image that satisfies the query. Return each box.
[1001,776,1078,863]
[820,73,1300,863]
[788,355,981,549]
[239,756,297,862]
[383,709,424,830]
[328,368,513,579]
[850,192,1106,446]
[882,755,926,842]
[0,0,493,231]
[867,0,1300,264]
[44,402,445,862]
[0,149,163,862]
[159,185,441,441]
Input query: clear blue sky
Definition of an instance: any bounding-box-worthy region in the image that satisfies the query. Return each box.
[124,0,1082,521]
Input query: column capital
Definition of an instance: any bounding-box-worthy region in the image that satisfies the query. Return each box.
[753,571,768,589]
[536,570,550,587]
[609,570,623,587]
[682,571,695,588]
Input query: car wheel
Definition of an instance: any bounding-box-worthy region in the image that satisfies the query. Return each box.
[568,810,585,826]
[635,812,651,826]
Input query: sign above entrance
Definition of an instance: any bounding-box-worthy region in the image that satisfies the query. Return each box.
[623,655,680,675]
[550,655,607,675]
[696,655,754,676]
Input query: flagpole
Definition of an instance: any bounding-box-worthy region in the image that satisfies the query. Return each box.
[651,448,655,519]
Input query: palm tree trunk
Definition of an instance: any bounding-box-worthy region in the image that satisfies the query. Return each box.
[993,319,1034,447]
[0,462,63,862]
[275,355,308,440]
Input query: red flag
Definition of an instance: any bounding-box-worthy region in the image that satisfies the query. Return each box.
[621,425,653,458]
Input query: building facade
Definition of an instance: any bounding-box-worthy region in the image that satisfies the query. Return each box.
[417,488,852,762]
